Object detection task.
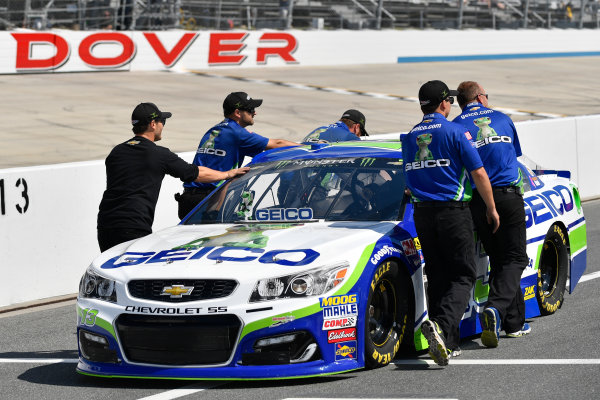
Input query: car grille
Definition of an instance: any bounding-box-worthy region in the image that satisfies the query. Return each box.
[127,279,237,302]
[115,314,241,365]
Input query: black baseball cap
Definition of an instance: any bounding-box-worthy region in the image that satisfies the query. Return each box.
[418,80,458,107]
[223,92,263,115]
[341,109,368,136]
[131,102,172,126]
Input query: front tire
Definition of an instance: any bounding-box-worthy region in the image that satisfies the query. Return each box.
[536,224,569,315]
[364,260,411,369]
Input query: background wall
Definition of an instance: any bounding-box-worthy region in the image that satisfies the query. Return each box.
[2,29,600,74]
[0,116,598,308]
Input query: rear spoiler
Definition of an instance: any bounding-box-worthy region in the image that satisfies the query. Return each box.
[532,169,571,179]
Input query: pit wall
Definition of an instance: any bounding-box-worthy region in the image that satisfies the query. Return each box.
[0,115,598,308]
[1,29,600,74]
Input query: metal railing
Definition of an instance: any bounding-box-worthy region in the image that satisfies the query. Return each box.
[0,0,598,30]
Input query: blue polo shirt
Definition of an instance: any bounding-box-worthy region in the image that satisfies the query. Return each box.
[185,118,269,189]
[452,102,523,189]
[302,121,360,143]
[401,113,483,202]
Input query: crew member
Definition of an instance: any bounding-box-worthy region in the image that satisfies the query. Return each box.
[97,102,248,252]
[401,80,500,366]
[176,92,299,219]
[454,81,530,348]
[302,109,368,143]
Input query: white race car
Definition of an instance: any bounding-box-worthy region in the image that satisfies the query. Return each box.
[76,141,587,379]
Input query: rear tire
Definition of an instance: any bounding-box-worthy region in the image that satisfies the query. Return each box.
[364,261,411,369]
[536,225,569,315]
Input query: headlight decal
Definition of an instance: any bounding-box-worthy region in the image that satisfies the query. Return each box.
[238,242,376,342]
[76,305,116,338]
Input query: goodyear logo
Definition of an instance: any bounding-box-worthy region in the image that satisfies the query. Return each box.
[335,341,357,361]
[320,294,357,307]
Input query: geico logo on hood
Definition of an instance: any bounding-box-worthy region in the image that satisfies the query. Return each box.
[370,245,401,265]
[405,159,451,171]
[101,246,320,269]
[256,208,313,221]
[524,184,574,228]
[473,136,512,148]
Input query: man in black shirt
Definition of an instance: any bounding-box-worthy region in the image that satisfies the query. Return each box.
[97,102,248,252]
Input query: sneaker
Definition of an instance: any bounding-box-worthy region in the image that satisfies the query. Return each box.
[506,323,532,338]
[421,320,449,366]
[448,347,462,357]
[480,307,501,348]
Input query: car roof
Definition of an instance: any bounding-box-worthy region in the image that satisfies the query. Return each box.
[251,141,403,164]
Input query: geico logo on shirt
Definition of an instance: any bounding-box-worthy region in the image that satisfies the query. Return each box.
[197,148,227,157]
[255,208,313,221]
[473,136,512,148]
[404,159,451,171]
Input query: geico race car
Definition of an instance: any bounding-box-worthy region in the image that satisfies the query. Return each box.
[76,141,587,379]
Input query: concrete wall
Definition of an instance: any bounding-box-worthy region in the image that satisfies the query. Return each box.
[0,116,598,308]
[1,29,600,74]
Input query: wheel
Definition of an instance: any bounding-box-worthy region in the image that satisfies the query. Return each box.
[364,260,412,369]
[536,224,569,315]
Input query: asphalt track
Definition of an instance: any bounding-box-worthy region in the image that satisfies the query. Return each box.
[2,57,600,168]
[0,199,598,400]
[2,59,600,399]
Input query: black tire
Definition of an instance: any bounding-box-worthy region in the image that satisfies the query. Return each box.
[364,260,412,369]
[536,224,569,315]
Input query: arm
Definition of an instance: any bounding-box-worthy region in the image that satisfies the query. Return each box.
[471,167,500,233]
[194,166,250,183]
[265,138,299,150]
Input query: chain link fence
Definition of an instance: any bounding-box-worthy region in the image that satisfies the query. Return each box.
[0,0,598,30]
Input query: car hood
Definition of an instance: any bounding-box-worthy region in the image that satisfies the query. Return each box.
[93,221,400,282]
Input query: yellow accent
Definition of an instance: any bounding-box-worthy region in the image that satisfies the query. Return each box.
[163,286,191,296]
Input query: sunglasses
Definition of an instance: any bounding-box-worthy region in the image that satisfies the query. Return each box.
[240,108,255,114]
[444,96,455,104]
[478,93,489,99]
[155,118,166,126]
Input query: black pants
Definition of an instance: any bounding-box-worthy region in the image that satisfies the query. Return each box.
[175,187,213,220]
[471,188,528,333]
[97,227,150,252]
[414,204,477,350]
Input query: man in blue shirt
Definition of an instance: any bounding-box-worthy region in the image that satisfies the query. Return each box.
[176,92,298,219]
[302,109,368,143]
[401,80,499,366]
[454,81,530,348]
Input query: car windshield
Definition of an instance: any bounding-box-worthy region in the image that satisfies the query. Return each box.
[184,157,407,224]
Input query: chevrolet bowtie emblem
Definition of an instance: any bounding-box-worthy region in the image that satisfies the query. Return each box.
[161,285,194,298]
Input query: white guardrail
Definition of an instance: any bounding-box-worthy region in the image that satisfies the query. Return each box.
[0,115,599,308]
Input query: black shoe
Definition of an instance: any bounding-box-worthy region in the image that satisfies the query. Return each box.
[421,320,449,366]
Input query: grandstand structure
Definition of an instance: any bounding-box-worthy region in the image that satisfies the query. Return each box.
[0,0,598,31]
